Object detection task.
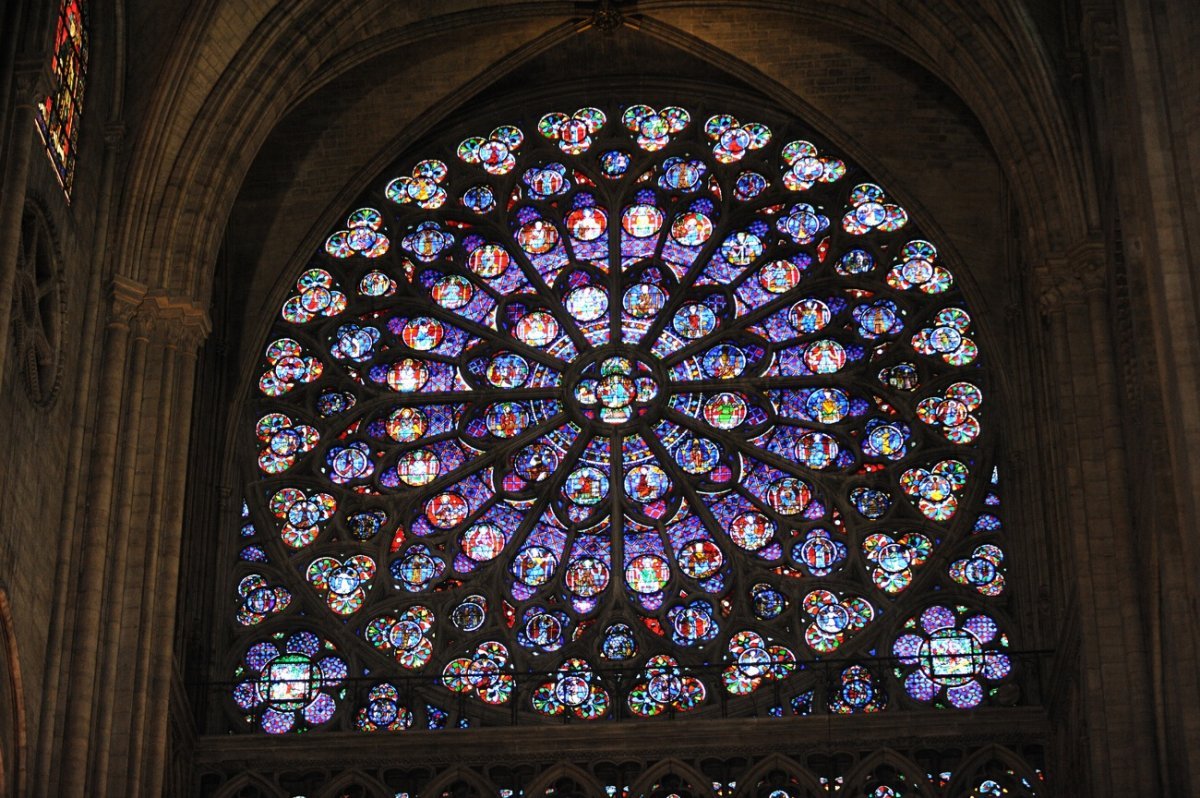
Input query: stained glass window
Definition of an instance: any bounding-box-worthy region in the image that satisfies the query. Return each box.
[231,102,1013,732]
[35,0,88,196]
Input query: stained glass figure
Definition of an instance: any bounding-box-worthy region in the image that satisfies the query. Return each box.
[828,664,886,714]
[35,0,88,195]
[231,103,1012,730]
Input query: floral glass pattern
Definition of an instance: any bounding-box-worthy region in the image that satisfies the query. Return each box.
[892,605,1012,709]
[231,102,1014,730]
[232,630,347,733]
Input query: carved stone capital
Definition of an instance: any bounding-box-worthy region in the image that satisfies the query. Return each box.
[108,276,149,328]
[1034,286,1063,316]
[106,281,211,348]
[130,306,158,341]
[1034,240,1107,312]
[140,291,212,352]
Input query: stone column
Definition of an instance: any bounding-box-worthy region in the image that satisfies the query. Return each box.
[40,283,208,797]
[117,329,179,798]
[1097,2,1200,789]
[142,302,208,798]
[1033,249,1159,795]
[1030,274,1078,640]
[31,120,125,798]
[87,303,155,797]
[51,276,144,797]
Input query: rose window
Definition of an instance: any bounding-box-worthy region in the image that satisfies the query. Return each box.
[231,103,1015,730]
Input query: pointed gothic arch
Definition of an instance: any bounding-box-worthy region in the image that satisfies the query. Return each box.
[944,744,1045,797]
[840,748,940,798]
[314,771,391,798]
[734,753,825,798]
[420,765,497,798]
[211,771,285,798]
[628,757,712,798]
[524,762,608,798]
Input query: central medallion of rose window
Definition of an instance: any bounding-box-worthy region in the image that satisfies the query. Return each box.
[572,354,659,425]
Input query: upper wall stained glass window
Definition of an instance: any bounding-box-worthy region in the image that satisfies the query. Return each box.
[230,102,1014,733]
[36,0,88,197]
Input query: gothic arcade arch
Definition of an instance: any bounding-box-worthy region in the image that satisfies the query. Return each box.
[171,6,1085,795]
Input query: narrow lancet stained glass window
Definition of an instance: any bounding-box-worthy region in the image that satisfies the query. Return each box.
[231,103,1014,732]
[36,0,88,196]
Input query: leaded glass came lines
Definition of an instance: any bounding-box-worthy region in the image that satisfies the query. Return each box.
[36,0,88,197]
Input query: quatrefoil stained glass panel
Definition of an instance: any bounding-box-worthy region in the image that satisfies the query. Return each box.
[232,103,1013,731]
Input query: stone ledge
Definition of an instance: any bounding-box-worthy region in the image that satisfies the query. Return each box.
[193,706,1048,768]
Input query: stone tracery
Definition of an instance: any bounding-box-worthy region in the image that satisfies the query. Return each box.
[232,102,1014,732]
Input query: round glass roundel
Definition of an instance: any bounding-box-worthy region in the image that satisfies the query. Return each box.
[235,103,1010,730]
